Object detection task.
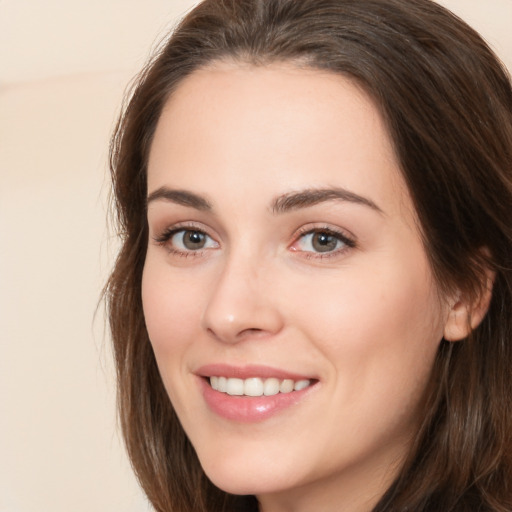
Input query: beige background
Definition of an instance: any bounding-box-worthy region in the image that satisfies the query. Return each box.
[1,1,510,511]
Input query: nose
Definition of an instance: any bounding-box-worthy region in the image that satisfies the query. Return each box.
[201,254,284,344]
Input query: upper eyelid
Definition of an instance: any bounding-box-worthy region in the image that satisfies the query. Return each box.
[293,224,356,242]
[152,221,212,237]
[155,226,215,243]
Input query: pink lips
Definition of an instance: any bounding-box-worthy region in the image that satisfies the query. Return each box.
[196,364,317,423]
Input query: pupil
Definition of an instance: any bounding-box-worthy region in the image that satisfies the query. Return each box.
[184,231,205,249]
[313,232,337,252]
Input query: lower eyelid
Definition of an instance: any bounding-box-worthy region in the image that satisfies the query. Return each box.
[167,247,208,258]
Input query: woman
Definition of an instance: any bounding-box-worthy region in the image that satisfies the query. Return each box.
[106,0,512,510]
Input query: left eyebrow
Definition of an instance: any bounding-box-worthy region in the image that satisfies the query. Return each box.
[271,187,384,215]
[146,186,212,210]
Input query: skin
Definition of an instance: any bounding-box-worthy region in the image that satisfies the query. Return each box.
[142,62,466,512]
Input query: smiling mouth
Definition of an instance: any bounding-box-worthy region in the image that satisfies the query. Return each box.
[208,376,314,397]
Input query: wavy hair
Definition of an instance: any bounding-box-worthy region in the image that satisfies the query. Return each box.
[106,1,512,510]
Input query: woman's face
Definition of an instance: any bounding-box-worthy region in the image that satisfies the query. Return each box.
[143,63,452,510]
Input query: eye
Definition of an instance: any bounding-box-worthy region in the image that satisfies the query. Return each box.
[154,226,219,254]
[170,229,218,251]
[291,228,355,255]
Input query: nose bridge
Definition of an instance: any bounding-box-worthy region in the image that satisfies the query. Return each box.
[201,244,283,343]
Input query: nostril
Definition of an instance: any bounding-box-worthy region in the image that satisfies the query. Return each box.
[242,328,263,334]
[206,326,267,343]
[206,327,218,339]
[237,327,268,339]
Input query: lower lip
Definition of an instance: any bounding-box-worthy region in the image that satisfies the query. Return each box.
[200,378,316,423]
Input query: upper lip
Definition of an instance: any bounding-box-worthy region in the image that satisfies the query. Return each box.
[195,363,315,381]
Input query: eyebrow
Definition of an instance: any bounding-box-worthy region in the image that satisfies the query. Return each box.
[146,185,383,215]
[271,187,384,215]
[147,187,212,210]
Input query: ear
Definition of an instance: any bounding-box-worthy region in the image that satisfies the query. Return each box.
[443,267,495,342]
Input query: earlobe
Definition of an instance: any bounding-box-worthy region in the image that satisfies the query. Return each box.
[443,271,495,342]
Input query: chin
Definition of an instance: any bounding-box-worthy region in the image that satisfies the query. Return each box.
[200,456,295,496]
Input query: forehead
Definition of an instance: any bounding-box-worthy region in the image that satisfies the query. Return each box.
[147,61,412,219]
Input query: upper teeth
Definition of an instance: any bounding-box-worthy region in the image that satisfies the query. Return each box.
[209,376,311,396]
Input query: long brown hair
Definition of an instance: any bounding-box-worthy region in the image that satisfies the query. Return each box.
[106,1,512,510]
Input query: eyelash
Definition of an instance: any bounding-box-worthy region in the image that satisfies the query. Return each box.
[153,223,216,258]
[291,225,356,259]
[152,224,356,259]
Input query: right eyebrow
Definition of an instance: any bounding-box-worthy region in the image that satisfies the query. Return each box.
[146,186,212,211]
[271,187,384,215]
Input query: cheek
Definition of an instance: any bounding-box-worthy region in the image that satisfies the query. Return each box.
[294,265,445,461]
[141,257,210,419]
[288,255,445,393]
[141,257,204,357]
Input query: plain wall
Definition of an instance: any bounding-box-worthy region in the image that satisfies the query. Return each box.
[1,1,510,511]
